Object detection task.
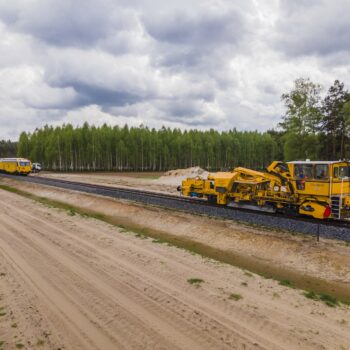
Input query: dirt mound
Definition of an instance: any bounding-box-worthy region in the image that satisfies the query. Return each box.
[157,167,209,186]
[162,166,208,178]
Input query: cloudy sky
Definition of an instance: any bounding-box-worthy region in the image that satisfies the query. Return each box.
[0,0,349,140]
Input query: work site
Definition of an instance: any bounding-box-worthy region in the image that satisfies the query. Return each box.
[0,161,350,349]
[1,1,350,349]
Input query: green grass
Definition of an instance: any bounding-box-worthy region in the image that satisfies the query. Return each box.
[229,293,242,301]
[341,300,350,306]
[244,271,253,277]
[279,279,294,288]
[0,312,6,317]
[259,272,272,279]
[187,278,204,286]
[304,290,339,307]
[15,344,24,349]
[304,290,318,300]
[152,238,166,244]
[140,175,160,180]
[11,323,17,328]
[86,212,106,221]
[319,293,338,307]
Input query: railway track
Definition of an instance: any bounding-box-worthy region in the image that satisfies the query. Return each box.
[1,173,350,242]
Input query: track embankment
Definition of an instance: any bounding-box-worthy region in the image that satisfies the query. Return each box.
[1,173,350,242]
[1,189,350,350]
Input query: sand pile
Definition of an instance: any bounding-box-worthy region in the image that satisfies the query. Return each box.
[162,166,208,178]
[157,166,209,185]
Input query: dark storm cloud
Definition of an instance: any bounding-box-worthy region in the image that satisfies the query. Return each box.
[160,99,201,118]
[71,82,144,107]
[274,0,350,56]
[151,96,222,127]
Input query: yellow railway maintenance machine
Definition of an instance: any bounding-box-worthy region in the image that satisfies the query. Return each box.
[0,158,32,175]
[180,160,350,220]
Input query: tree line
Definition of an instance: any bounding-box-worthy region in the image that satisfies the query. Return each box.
[0,140,16,158]
[1,78,349,171]
[15,125,277,171]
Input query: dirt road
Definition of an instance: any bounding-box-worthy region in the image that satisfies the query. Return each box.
[0,189,350,350]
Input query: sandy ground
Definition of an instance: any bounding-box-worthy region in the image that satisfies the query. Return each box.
[5,178,350,287]
[0,184,350,349]
[35,168,207,194]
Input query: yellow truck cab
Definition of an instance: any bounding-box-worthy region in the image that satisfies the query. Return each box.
[287,160,350,219]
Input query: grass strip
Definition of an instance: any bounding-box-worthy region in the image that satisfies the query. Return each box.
[304,290,339,307]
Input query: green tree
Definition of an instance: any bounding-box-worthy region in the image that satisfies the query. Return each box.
[342,101,350,159]
[321,80,350,159]
[0,140,17,157]
[280,78,323,160]
[17,132,30,158]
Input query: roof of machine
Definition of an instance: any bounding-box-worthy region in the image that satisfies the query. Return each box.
[287,160,349,165]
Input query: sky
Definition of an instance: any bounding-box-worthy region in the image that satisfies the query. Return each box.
[1,0,350,140]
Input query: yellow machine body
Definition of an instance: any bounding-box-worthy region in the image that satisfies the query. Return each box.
[180,160,350,220]
[0,158,32,175]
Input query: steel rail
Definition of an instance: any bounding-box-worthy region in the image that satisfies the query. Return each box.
[1,173,349,241]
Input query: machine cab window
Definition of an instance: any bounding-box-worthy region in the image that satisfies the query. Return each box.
[334,166,350,179]
[315,164,328,179]
[294,164,313,180]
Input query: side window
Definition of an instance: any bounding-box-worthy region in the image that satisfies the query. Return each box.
[334,166,350,178]
[294,164,313,180]
[294,165,303,178]
[315,164,328,179]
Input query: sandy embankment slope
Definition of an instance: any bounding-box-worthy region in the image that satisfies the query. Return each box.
[0,188,350,350]
[37,166,208,194]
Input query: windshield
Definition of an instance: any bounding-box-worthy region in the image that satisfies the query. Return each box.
[19,161,30,166]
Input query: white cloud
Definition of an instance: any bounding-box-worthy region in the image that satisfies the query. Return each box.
[0,0,350,140]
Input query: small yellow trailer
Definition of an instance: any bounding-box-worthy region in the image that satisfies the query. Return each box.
[0,158,32,175]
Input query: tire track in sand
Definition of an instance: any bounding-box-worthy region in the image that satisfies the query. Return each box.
[0,209,273,350]
[1,190,349,350]
[1,200,295,349]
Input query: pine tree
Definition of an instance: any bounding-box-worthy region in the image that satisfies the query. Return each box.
[321,80,350,159]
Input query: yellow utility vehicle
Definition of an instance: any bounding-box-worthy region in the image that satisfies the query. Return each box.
[179,160,350,220]
[0,158,32,175]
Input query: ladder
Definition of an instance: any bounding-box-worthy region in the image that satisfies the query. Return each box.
[331,196,341,219]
